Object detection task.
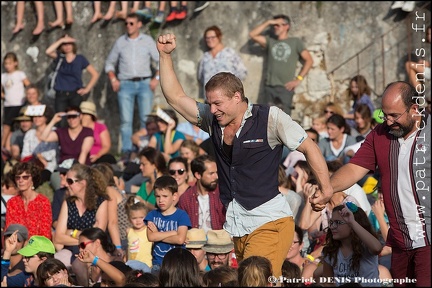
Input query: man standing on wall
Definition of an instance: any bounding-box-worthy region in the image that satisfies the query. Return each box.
[249,14,313,115]
[105,13,160,159]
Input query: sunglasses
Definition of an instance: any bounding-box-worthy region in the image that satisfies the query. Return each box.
[79,240,94,249]
[125,21,135,26]
[324,110,334,114]
[66,178,80,185]
[169,169,185,176]
[15,175,31,181]
[66,114,80,119]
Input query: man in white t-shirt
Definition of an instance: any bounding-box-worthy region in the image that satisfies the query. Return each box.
[177,155,226,232]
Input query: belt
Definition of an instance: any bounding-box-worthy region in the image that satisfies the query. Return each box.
[127,77,151,82]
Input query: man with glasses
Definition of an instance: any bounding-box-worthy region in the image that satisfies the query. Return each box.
[1,233,55,286]
[105,12,160,162]
[311,81,431,287]
[249,14,313,115]
[202,229,234,270]
[178,155,226,232]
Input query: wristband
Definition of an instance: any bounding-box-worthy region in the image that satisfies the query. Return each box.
[115,245,122,249]
[346,202,358,213]
[1,260,10,265]
[91,256,99,266]
[296,75,304,81]
[305,254,315,262]
[72,229,78,238]
[155,75,160,80]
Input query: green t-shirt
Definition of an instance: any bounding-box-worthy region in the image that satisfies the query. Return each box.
[265,36,306,86]
[136,182,156,205]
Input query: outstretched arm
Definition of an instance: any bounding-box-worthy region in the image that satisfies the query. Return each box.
[309,163,368,211]
[157,34,201,125]
[297,137,333,210]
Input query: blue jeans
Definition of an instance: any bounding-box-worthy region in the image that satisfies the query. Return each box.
[118,79,153,153]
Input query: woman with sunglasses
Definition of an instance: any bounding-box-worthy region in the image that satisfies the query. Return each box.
[5,162,52,239]
[76,227,126,287]
[52,163,109,286]
[41,105,94,166]
[134,147,167,211]
[168,156,190,201]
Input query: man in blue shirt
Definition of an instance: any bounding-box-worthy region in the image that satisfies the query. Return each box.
[105,13,160,159]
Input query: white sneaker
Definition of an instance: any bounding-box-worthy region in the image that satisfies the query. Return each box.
[391,1,405,9]
[402,1,415,12]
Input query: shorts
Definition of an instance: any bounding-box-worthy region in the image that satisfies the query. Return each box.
[3,106,24,126]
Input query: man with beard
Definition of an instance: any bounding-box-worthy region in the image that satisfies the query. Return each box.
[178,155,226,232]
[202,229,234,270]
[311,81,431,287]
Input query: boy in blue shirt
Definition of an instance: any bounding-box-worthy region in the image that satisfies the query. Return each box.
[144,175,191,274]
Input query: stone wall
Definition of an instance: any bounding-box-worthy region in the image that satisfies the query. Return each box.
[1,1,430,153]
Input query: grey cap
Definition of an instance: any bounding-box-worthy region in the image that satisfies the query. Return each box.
[4,224,29,242]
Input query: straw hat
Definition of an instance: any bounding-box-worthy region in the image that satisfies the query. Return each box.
[202,229,233,254]
[14,106,31,122]
[79,101,97,118]
[186,228,207,249]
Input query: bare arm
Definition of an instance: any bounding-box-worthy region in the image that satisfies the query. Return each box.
[159,225,188,245]
[156,34,201,124]
[131,128,148,146]
[93,200,108,230]
[77,250,126,286]
[298,49,313,79]
[90,128,111,163]
[106,187,122,248]
[340,204,383,255]
[77,136,94,165]
[146,221,178,242]
[77,64,99,96]
[296,138,333,207]
[46,35,76,58]
[40,113,62,142]
[249,19,275,47]
[54,200,79,247]
[372,199,389,241]
[310,162,369,211]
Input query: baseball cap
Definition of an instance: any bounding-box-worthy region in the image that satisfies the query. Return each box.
[4,224,29,242]
[17,235,55,257]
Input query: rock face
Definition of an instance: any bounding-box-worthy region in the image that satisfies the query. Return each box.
[1,1,430,153]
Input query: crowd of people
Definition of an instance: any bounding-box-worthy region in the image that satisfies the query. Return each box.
[1,3,431,287]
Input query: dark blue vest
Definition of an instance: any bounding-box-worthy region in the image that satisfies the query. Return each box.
[210,105,282,210]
